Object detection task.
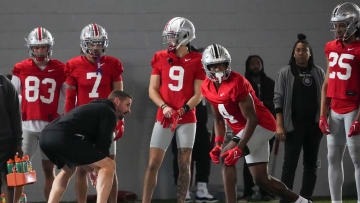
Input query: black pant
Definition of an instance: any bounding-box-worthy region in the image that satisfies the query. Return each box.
[172,128,211,185]
[280,122,322,203]
[243,137,275,197]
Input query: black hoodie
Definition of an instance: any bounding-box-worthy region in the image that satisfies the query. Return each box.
[245,56,275,116]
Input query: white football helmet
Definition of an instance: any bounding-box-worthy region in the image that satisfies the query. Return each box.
[80,23,109,57]
[330,2,360,40]
[25,27,54,62]
[162,17,195,51]
[202,44,232,83]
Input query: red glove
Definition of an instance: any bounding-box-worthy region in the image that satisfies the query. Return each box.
[319,116,330,134]
[171,111,180,132]
[209,145,222,164]
[114,120,124,141]
[160,116,171,128]
[221,146,244,166]
[348,120,360,137]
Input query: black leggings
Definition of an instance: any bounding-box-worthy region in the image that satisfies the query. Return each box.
[280,122,322,202]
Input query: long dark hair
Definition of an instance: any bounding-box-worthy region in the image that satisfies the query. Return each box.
[288,33,314,67]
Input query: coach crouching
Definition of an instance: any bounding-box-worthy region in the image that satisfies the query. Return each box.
[40,90,132,203]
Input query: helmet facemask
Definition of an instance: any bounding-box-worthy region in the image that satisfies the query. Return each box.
[162,32,179,51]
[82,39,108,57]
[202,44,232,84]
[29,45,51,62]
[206,62,231,84]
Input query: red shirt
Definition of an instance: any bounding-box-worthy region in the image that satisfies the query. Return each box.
[325,40,360,114]
[151,50,205,124]
[65,56,123,106]
[201,72,276,134]
[12,59,65,122]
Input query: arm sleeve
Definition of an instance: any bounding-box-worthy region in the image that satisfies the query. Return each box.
[112,59,124,82]
[11,75,22,95]
[5,76,22,145]
[64,62,77,113]
[151,53,161,75]
[57,83,66,115]
[65,87,76,113]
[273,69,285,113]
[95,109,116,156]
[64,62,77,87]
[195,61,206,80]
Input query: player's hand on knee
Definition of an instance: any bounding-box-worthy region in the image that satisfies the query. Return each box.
[210,145,222,164]
[210,136,225,164]
[319,115,330,135]
[221,146,244,166]
[348,120,360,137]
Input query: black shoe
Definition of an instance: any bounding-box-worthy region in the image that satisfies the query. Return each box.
[261,195,273,201]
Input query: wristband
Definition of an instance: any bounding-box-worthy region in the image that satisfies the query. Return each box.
[161,103,168,110]
[231,136,241,143]
[182,104,190,113]
[215,136,224,144]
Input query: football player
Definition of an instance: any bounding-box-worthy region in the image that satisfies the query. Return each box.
[64,23,124,203]
[11,27,65,201]
[319,2,360,202]
[142,17,204,203]
[201,44,312,203]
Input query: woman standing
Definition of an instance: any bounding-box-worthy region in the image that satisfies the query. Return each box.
[274,34,325,202]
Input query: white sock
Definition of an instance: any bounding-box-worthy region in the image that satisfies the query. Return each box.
[294,196,307,203]
[197,182,207,190]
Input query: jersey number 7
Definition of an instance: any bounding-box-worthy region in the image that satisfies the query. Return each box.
[87,72,102,98]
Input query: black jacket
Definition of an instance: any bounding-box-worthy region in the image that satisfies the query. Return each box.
[44,99,117,156]
[245,72,275,116]
[0,75,22,146]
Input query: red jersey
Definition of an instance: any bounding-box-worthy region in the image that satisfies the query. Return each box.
[12,59,65,122]
[201,72,276,134]
[65,56,123,106]
[325,40,360,113]
[151,50,205,124]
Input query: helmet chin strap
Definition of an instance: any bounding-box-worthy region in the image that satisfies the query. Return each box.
[215,72,224,84]
[96,56,102,75]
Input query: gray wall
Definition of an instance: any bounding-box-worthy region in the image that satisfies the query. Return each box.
[0,0,356,201]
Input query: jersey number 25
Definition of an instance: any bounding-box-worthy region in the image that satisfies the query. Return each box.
[328,52,354,80]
